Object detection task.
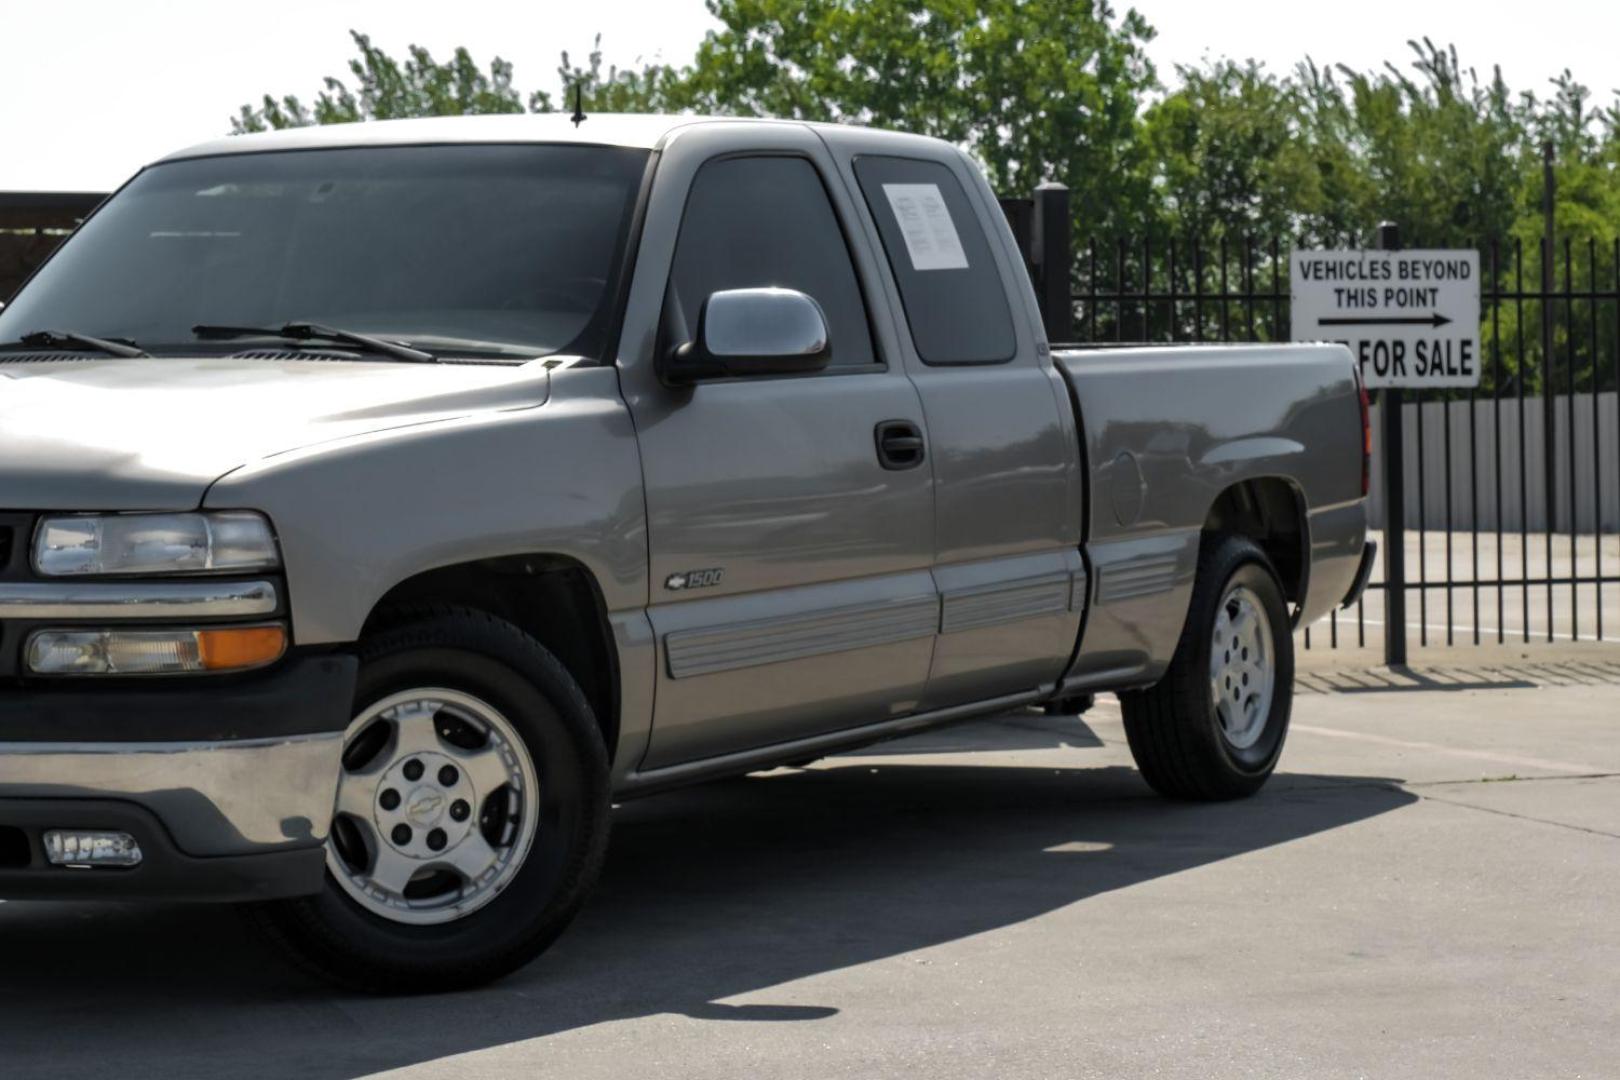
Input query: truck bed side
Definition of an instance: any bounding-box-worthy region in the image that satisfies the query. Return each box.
[1054,343,1365,691]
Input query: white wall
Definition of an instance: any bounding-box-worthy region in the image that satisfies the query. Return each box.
[1366,392,1620,532]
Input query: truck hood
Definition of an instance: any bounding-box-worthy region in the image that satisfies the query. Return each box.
[0,356,557,510]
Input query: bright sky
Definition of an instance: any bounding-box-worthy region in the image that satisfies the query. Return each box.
[1,0,1612,192]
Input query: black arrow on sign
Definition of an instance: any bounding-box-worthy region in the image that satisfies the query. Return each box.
[1319,313,1453,328]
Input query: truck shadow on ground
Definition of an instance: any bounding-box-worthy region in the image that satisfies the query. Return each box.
[0,733,1414,1079]
[1295,656,1620,695]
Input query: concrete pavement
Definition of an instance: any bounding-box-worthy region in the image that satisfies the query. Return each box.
[2,659,1617,1079]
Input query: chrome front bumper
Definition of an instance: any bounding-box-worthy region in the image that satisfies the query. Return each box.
[0,652,356,900]
[0,732,344,855]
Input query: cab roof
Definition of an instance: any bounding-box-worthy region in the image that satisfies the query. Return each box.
[158,113,903,164]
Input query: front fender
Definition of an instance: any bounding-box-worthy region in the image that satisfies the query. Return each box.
[204,366,648,645]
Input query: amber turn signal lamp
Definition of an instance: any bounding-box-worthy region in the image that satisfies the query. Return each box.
[197,625,288,671]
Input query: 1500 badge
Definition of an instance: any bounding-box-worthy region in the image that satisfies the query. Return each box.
[665,568,725,591]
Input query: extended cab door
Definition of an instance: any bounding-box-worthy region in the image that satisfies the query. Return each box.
[834,145,1086,710]
[617,124,937,770]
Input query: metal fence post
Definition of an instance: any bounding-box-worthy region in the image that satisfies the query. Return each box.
[1541,142,1558,540]
[997,196,1034,284]
[1032,182,1072,343]
[1376,221,1408,666]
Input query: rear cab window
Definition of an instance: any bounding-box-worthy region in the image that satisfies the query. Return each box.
[853,156,1017,365]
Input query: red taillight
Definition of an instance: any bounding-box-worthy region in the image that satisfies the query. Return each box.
[1357,368,1372,496]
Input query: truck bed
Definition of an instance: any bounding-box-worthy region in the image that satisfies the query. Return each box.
[1053,342,1366,691]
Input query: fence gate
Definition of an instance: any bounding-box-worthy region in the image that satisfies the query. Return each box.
[1000,187,1620,657]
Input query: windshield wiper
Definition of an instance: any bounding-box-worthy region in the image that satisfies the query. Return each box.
[12,330,149,358]
[192,322,437,364]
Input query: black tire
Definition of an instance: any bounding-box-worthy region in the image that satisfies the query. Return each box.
[248,607,611,993]
[1119,534,1293,801]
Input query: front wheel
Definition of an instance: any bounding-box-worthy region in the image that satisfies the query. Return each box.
[250,608,611,992]
[1120,534,1293,800]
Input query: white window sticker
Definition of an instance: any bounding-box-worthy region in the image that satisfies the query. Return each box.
[881,183,969,271]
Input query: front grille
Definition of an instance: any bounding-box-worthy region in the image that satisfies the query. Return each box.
[0,514,35,683]
[0,827,30,868]
[0,515,23,577]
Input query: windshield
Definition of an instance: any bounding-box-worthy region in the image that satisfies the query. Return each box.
[0,143,649,359]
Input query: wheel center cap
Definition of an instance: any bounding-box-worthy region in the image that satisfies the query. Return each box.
[405,786,447,827]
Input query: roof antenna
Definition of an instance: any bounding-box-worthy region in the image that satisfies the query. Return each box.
[570,82,587,128]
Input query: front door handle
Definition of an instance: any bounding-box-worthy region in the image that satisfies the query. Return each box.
[875,420,926,470]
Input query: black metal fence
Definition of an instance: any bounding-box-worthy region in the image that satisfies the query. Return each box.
[0,192,103,302]
[1001,186,1620,656]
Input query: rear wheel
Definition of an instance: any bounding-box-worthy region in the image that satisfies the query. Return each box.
[250,608,610,992]
[1120,534,1293,800]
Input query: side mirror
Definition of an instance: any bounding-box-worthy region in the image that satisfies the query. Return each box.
[663,287,831,384]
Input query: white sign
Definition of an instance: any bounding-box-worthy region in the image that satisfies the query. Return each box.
[882,183,969,271]
[1290,249,1480,388]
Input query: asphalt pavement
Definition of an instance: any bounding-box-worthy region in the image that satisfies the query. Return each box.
[3,653,1617,1079]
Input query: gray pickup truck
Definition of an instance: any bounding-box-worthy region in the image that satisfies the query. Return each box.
[0,114,1373,991]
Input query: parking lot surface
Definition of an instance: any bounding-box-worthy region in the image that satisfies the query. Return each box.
[3,654,1618,1079]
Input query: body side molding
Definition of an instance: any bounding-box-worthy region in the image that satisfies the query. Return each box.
[1095,553,1180,604]
[664,593,938,679]
[939,571,1072,633]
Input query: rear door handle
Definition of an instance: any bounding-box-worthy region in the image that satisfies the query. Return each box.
[875,420,926,470]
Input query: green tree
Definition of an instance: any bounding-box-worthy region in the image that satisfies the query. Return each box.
[1518,73,1620,246]
[682,0,1161,236]
[1322,41,1525,246]
[551,38,692,114]
[1142,60,1343,244]
[230,19,1620,272]
[231,31,680,133]
[1491,72,1620,394]
[232,31,526,131]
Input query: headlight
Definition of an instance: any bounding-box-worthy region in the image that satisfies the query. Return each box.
[33,512,280,577]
